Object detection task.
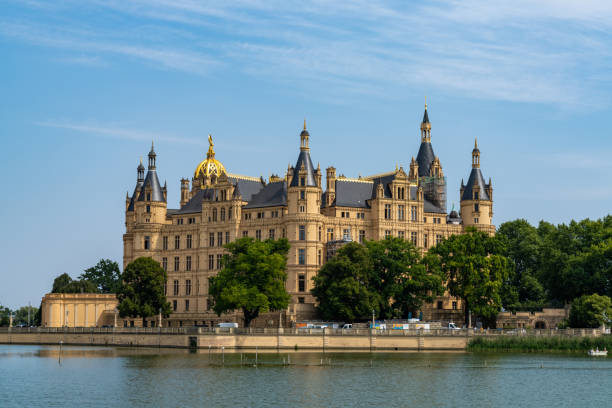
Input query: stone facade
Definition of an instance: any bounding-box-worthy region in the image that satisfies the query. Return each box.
[497,308,569,329]
[41,293,117,328]
[123,105,495,326]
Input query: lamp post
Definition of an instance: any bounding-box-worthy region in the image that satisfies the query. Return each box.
[371,309,375,329]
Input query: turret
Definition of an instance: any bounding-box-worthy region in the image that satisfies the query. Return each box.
[415,101,446,212]
[460,138,493,228]
[180,178,190,206]
[325,166,336,206]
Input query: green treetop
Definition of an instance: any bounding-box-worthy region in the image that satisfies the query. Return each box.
[208,238,291,328]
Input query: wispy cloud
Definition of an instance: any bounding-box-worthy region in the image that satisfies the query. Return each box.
[3,0,612,107]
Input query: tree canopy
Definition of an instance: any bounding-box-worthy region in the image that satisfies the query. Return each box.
[427,228,510,327]
[51,273,99,294]
[0,305,11,326]
[79,259,122,293]
[208,238,291,327]
[117,257,171,324]
[312,238,445,322]
[569,294,612,328]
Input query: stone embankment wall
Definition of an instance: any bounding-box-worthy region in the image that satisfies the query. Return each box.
[0,328,469,351]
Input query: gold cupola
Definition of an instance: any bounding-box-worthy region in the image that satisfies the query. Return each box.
[194,134,227,181]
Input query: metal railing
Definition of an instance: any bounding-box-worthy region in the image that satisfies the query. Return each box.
[0,326,606,337]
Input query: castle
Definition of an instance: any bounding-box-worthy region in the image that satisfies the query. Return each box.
[123,104,494,327]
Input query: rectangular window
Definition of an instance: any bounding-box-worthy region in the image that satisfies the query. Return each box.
[298,248,305,265]
[173,300,177,311]
[144,236,150,250]
[208,255,214,270]
[359,230,365,243]
[206,298,211,310]
[385,230,391,238]
[298,275,305,292]
[175,235,180,249]
[146,205,150,213]
[299,205,305,212]
[452,301,457,310]
[474,218,479,224]
[398,205,405,221]
[186,256,192,271]
[225,231,230,244]
[318,249,322,266]
[318,226,322,241]
[162,236,168,250]
[242,231,248,238]
[300,190,305,200]
[474,192,479,200]
[327,228,334,241]
[255,230,262,241]
[173,280,179,296]
[300,177,305,186]
[209,232,214,247]
[298,297,305,304]
[437,301,443,310]
[384,204,392,219]
[185,234,191,249]
[174,256,180,271]
[220,208,226,221]
[299,225,306,240]
[398,231,405,239]
[269,229,275,240]
[162,257,168,271]
[218,232,223,247]
[424,234,428,248]
[436,234,443,245]
[216,254,222,269]
[411,232,417,245]
[185,279,191,296]
[411,206,417,221]
[343,229,350,240]
[185,300,190,312]
[474,203,479,212]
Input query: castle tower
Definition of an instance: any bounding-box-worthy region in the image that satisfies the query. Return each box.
[460,138,493,229]
[286,120,323,306]
[415,102,446,212]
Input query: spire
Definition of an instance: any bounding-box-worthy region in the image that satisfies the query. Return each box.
[472,137,480,168]
[137,158,145,181]
[148,141,156,169]
[300,119,310,151]
[420,99,431,142]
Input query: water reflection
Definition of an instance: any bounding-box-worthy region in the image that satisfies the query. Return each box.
[0,345,610,408]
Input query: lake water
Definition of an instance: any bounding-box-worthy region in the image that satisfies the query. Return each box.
[1,345,610,407]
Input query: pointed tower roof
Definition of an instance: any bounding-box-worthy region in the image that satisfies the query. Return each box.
[138,144,165,202]
[291,121,317,187]
[461,139,489,201]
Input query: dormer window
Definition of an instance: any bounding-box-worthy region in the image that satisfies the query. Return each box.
[300,177,305,186]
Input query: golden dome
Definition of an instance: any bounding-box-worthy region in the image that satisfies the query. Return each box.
[194,134,227,180]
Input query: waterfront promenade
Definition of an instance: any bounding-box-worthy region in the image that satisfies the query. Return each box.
[0,327,605,351]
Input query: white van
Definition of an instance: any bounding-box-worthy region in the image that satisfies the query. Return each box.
[216,322,238,328]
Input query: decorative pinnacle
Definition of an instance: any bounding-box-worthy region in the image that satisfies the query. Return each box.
[303,118,307,131]
[474,137,478,149]
[425,95,427,110]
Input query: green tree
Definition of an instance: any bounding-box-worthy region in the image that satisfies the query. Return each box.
[367,237,444,319]
[0,305,11,326]
[13,305,39,326]
[79,259,122,293]
[117,257,171,325]
[208,238,291,328]
[51,273,100,294]
[497,219,545,309]
[312,242,382,321]
[428,228,511,328]
[569,294,612,328]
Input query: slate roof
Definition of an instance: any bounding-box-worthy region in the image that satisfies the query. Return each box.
[243,181,287,209]
[137,170,165,202]
[416,142,435,178]
[422,108,430,124]
[289,150,317,187]
[333,180,374,208]
[228,177,264,202]
[424,199,447,214]
[127,181,143,211]
[173,188,215,214]
[461,168,490,201]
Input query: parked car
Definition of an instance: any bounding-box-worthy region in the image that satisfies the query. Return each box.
[216,322,238,328]
[447,323,460,330]
[342,324,352,329]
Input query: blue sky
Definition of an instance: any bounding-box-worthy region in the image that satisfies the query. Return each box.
[1,1,611,308]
